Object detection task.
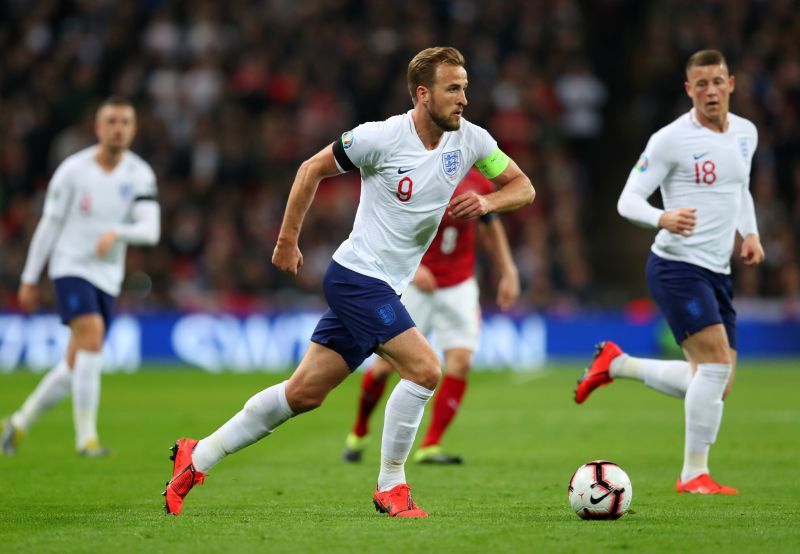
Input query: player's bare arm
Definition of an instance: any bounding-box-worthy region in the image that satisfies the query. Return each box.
[658,208,697,236]
[17,283,40,313]
[272,145,341,275]
[478,217,519,311]
[740,234,765,266]
[411,265,437,292]
[449,160,534,219]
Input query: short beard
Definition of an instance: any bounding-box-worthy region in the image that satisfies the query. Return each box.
[430,110,460,132]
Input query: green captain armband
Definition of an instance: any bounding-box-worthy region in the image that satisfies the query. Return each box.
[475,147,510,179]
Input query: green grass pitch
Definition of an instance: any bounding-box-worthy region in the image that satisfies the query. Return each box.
[1,362,798,553]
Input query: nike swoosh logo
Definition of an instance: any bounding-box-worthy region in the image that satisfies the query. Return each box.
[397,167,415,174]
[692,152,709,160]
[589,490,613,504]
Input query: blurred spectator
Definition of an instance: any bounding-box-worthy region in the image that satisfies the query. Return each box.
[0,0,797,316]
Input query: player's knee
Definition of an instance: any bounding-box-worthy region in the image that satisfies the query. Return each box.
[75,337,103,353]
[393,348,440,389]
[71,320,105,351]
[691,336,731,365]
[444,350,472,379]
[707,345,732,365]
[416,360,441,391]
[284,382,325,414]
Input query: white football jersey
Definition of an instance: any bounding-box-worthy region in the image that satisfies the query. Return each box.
[621,109,758,274]
[332,110,497,293]
[43,146,157,295]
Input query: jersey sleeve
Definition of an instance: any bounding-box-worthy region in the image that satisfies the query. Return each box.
[331,121,384,173]
[468,124,509,179]
[135,164,158,201]
[617,130,675,228]
[737,123,759,237]
[42,160,75,220]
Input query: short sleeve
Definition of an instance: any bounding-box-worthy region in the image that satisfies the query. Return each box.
[467,123,508,179]
[332,121,385,172]
[470,124,497,163]
[42,160,74,220]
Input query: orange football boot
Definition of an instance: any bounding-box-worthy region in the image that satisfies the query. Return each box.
[372,484,428,518]
[163,438,206,515]
[575,341,623,404]
[676,473,738,495]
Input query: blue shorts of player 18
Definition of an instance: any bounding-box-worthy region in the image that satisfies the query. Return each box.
[53,276,115,329]
[310,260,416,371]
[645,253,736,349]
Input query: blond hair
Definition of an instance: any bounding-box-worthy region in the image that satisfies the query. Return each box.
[686,50,728,77]
[407,47,466,105]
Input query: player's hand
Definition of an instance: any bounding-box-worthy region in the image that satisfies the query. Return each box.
[412,265,437,292]
[272,239,304,275]
[658,208,696,236]
[18,283,40,313]
[496,270,520,311]
[96,230,118,256]
[449,191,490,220]
[740,234,765,266]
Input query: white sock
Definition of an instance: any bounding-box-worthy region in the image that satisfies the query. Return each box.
[10,360,72,431]
[610,355,692,399]
[682,363,731,482]
[72,350,103,449]
[192,381,294,473]
[377,379,435,492]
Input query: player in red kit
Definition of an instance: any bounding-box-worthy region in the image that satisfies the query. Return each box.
[342,169,520,464]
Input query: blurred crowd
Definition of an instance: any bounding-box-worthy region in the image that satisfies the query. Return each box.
[0,0,798,315]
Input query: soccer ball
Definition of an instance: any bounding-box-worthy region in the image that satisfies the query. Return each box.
[568,460,632,520]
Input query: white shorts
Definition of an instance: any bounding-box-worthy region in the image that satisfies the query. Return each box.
[402,277,481,351]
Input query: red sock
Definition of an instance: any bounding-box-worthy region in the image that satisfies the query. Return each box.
[420,375,467,448]
[352,368,388,437]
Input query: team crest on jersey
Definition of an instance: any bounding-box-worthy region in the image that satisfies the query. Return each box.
[738,137,749,161]
[341,131,355,149]
[635,154,649,172]
[119,183,133,201]
[442,150,462,179]
[79,192,92,215]
[375,303,396,326]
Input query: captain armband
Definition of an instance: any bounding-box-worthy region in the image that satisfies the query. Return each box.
[475,147,510,179]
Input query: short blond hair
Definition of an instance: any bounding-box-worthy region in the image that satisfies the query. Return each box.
[96,96,135,119]
[407,47,466,105]
[686,50,728,77]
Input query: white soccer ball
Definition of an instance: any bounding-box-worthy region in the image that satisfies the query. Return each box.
[568,460,632,520]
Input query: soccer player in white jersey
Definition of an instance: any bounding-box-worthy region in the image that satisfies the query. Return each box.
[575,50,764,494]
[1,97,160,457]
[164,47,535,517]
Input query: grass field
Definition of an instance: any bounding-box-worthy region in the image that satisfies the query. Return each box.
[1,362,798,553]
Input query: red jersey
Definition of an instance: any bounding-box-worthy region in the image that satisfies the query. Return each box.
[421,169,495,287]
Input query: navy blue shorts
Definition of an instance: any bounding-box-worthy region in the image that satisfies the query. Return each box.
[646,253,736,349]
[310,261,415,370]
[53,277,115,328]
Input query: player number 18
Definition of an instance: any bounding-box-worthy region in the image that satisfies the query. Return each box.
[695,160,717,185]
